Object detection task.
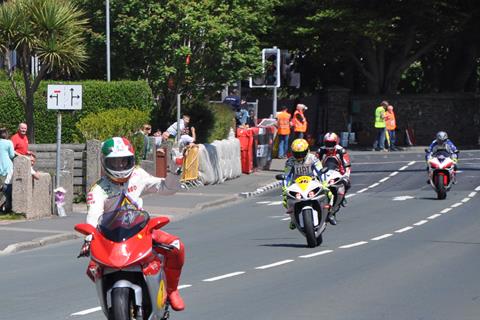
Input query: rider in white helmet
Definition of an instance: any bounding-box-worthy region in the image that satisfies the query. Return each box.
[80,137,186,311]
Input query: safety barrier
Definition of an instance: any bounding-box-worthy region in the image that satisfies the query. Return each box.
[181,145,200,188]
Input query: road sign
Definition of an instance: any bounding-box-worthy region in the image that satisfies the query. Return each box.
[47,84,82,110]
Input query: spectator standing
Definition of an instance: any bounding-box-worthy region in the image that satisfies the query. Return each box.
[373,101,388,151]
[223,89,241,111]
[11,122,31,156]
[292,103,308,139]
[0,127,15,213]
[385,105,398,151]
[276,106,291,159]
[164,114,196,149]
[236,100,249,127]
[246,109,256,127]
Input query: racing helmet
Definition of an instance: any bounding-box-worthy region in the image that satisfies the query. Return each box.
[323,132,339,149]
[101,137,136,183]
[291,138,309,160]
[436,131,448,145]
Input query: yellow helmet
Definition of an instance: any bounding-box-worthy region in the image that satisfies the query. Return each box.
[291,138,309,160]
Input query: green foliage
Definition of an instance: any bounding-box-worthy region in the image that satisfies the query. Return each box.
[0,80,153,143]
[75,107,150,141]
[183,102,234,143]
[75,0,276,111]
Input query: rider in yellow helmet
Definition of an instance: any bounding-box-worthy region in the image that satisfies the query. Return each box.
[282,139,334,227]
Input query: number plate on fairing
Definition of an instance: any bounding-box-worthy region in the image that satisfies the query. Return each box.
[294,164,312,177]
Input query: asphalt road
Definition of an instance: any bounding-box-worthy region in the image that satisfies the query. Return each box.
[1,151,480,320]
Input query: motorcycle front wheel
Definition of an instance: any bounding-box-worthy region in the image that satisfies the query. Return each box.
[110,287,134,320]
[302,208,317,248]
[435,176,447,200]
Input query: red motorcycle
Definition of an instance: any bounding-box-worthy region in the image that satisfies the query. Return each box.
[426,149,457,200]
[75,207,175,320]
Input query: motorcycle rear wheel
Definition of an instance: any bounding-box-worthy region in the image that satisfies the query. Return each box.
[110,287,134,320]
[435,177,447,200]
[302,209,317,248]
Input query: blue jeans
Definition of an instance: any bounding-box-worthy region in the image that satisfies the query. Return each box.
[278,134,289,158]
[387,130,396,149]
[373,128,386,150]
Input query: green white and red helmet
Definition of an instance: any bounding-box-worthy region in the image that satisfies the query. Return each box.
[101,137,135,183]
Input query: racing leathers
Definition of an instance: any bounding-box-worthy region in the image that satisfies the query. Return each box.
[317,145,351,190]
[425,139,458,163]
[282,153,334,224]
[84,167,186,311]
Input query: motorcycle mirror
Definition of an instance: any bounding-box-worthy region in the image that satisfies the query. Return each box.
[275,174,285,180]
[74,223,97,236]
[321,167,329,174]
[454,150,460,154]
[148,216,170,233]
[424,148,429,153]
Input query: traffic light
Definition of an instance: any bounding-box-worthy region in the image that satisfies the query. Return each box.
[249,48,281,88]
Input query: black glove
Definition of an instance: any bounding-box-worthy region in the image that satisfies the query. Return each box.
[77,240,91,258]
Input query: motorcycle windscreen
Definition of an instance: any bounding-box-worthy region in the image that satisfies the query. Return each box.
[324,157,339,170]
[433,149,451,161]
[98,208,150,242]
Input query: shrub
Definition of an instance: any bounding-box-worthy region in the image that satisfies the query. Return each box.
[0,80,154,143]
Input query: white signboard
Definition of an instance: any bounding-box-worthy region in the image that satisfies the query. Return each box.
[47,84,82,110]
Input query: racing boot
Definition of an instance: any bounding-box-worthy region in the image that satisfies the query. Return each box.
[327,212,337,225]
[165,268,185,311]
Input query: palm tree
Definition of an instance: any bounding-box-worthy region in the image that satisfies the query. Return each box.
[0,0,88,142]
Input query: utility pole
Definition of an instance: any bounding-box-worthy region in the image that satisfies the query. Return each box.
[106,0,111,82]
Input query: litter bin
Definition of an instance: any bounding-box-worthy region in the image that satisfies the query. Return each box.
[156,148,167,178]
[237,128,254,174]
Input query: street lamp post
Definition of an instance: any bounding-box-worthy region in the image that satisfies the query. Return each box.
[106,0,111,82]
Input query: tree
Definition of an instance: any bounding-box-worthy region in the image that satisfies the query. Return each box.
[272,0,465,94]
[75,0,276,116]
[0,0,88,141]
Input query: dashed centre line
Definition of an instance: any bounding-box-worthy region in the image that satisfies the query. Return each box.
[299,250,334,258]
[428,214,442,219]
[440,208,452,214]
[414,220,428,226]
[71,307,102,316]
[395,226,413,233]
[468,192,477,198]
[461,198,471,203]
[255,259,294,270]
[371,234,393,241]
[203,272,245,282]
[339,241,368,249]
[451,202,463,208]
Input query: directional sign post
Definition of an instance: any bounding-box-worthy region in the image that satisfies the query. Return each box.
[47,85,83,190]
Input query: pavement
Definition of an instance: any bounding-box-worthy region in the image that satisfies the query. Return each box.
[0,145,441,255]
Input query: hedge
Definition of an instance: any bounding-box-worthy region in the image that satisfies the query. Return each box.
[0,80,154,143]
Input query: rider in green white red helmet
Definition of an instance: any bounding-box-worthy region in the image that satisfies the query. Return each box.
[101,137,136,183]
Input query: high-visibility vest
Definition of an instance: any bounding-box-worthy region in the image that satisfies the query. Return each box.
[385,110,396,130]
[292,110,307,132]
[374,106,386,128]
[276,111,291,135]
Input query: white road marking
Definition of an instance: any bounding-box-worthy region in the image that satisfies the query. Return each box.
[476,186,480,191]
[371,234,393,241]
[414,220,428,226]
[281,217,290,221]
[395,226,413,233]
[408,161,416,166]
[379,177,390,182]
[339,241,368,249]
[398,166,408,171]
[440,208,452,214]
[255,260,294,270]
[203,272,245,282]
[345,194,356,198]
[451,202,463,208]
[369,183,380,188]
[389,172,399,177]
[178,284,192,289]
[357,188,368,193]
[71,307,102,316]
[462,198,471,203]
[468,192,477,198]
[393,196,414,201]
[257,201,271,204]
[269,215,286,218]
[428,214,442,219]
[267,201,283,206]
[299,250,334,258]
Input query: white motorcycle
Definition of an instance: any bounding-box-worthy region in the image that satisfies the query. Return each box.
[320,168,346,216]
[277,172,330,248]
[426,149,458,200]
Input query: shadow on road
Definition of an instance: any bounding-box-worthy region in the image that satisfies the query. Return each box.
[259,243,308,249]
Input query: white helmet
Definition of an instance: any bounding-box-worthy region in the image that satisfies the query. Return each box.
[436,131,448,145]
[101,137,135,183]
